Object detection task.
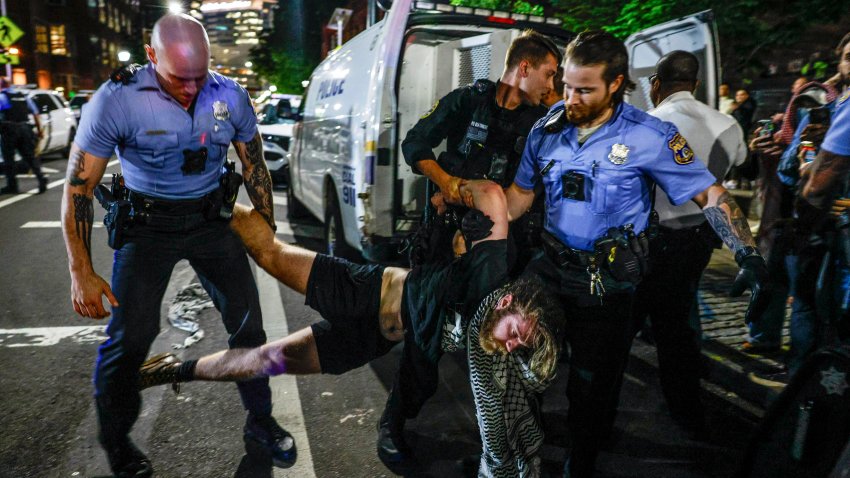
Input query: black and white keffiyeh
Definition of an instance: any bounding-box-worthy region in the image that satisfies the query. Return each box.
[462,287,552,478]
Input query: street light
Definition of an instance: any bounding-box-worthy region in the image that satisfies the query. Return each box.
[244,61,253,68]
[117,50,131,62]
[168,2,183,14]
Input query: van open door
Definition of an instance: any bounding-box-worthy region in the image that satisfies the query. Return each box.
[625,10,720,112]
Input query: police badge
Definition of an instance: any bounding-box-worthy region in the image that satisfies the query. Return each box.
[212,101,230,121]
[608,143,629,165]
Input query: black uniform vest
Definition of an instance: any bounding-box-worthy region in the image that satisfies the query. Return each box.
[1,90,31,123]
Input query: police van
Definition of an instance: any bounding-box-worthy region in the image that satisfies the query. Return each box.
[286,0,719,262]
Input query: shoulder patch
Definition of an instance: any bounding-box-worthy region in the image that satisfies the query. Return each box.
[668,132,695,165]
[421,99,439,119]
[839,90,850,105]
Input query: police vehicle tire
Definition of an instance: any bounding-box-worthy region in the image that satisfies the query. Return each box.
[324,191,360,261]
[284,166,310,221]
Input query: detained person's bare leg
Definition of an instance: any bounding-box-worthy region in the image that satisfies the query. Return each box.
[139,203,409,388]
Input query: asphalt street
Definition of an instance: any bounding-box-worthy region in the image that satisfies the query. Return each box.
[0,154,760,478]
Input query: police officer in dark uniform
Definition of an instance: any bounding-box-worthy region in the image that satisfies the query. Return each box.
[507,31,770,477]
[0,77,47,194]
[377,30,561,468]
[61,14,294,477]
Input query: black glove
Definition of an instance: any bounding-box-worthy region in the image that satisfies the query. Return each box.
[460,209,494,242]
[730,252,770,324]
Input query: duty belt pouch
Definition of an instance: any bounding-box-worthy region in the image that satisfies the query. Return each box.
[595,227,645,284]
[204,161,243,221]
[487,151,508,184]
[94,183,133,250]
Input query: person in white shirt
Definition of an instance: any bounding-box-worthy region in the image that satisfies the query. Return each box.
[632,50,748,439]
[718,83,736,115]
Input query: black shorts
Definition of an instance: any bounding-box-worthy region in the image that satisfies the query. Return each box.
[306,254,398,374]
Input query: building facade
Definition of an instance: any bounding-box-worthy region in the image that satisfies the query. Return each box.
[192,0,277,92]
[5,0,143,96]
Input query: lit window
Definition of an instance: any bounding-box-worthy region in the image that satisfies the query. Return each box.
[35,25,49,53]
[50,25,68,56]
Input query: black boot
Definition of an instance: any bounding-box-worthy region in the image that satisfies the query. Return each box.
[103,439,153,478]
[376,389,415,472]
[243,413,297,468]
[37,176,47,194]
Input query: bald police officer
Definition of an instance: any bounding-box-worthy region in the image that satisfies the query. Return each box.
[506,31,769,477]
[61,14,294,477]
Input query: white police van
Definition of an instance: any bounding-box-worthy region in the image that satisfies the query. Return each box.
[286,0,719,262]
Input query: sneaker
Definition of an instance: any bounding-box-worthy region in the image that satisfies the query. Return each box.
[741,341,782,355]
[244,413,297,468]
[138,352,182,393]
[722,179,739,190]
[104,440,153,478]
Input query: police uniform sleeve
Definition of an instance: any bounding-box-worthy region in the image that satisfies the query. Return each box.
[230,86,259,143]
[821,94,850,156]
[512,120,546,191]
[401,87,472,173]
[74,85,126,159]
[646,124,717,206]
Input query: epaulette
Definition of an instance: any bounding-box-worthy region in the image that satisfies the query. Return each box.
[110,63,143,85]
[620,103,668,135]
[542,105,566,134]
[471,79,496,96]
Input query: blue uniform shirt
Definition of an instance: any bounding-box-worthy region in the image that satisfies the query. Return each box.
[515,102,716,251]
[822,90,850,157]
[75,63,258,199]
[0,87,38,116]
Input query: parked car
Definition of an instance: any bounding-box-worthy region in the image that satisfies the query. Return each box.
[68,90,96,122]
[257,94,301,187]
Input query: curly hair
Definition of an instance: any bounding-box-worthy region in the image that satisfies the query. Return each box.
[479,277,564,381]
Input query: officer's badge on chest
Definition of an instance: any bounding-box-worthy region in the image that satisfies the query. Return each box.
[608,143,630,165]
[668,132,695,165]
[213,100,230,121]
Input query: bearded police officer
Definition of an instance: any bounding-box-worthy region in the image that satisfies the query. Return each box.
[506,31,769,477]
[380,30,561,469]
[60,14,294,477]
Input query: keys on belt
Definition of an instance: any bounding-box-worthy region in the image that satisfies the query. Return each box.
[540,230,606,299]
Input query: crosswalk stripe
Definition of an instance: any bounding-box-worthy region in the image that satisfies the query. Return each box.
[21,221,103,228]
[255,265,317,477]
[0,159,120,210]
[0,326,107,347]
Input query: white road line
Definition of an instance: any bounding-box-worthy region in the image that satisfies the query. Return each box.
[255,264,317,477]
[21,220,103,228]
[273,194,288,205]
[274,220,323,242]
[0,326,107,347]
[0,159,119,210]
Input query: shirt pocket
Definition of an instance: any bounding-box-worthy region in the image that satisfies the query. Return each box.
[537,155,563,201]
[588,167,641,215]
[209,122,235,159]
[135,132,178,169]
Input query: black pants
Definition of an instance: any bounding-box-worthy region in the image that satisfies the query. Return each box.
[523,249,636,478]
[632,223,716,429]
[1,122,43,190]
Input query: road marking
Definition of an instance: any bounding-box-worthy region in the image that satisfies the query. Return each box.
[255,264,317,477]
[273,194,288,205]
[21,220,103,228]
[0,159,119,210]
[0,326,107,347]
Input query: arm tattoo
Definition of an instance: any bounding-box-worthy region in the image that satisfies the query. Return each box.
[73,193,94,258]
[66,149,87,186]
[703,191,756,255]
[240,133,275,229]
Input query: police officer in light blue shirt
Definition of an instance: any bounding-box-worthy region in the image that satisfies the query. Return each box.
[60,14,294,477]
[505,31,770,478]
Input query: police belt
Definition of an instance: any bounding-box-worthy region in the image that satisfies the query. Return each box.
[128,190,210,217]
[540,229,601,268]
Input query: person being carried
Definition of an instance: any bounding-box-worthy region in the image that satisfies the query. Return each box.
[139,180,565,478]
